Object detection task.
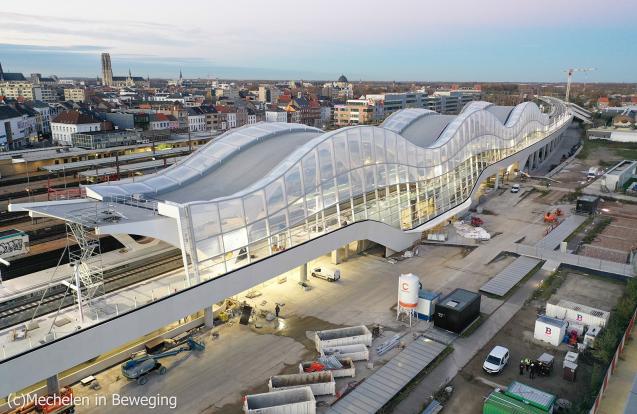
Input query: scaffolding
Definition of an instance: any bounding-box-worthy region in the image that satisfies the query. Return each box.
[63,215,105,323]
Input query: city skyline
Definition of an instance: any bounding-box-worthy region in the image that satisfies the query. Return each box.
[0,0,635,82]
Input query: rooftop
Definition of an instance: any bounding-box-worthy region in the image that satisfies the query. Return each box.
[52,110,101,125]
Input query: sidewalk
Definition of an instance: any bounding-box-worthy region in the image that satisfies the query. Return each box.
[597,336,637,414]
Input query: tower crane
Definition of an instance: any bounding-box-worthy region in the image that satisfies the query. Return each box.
[564,68,596,102]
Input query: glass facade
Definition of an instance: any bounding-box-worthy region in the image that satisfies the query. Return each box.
[183,102,571,281]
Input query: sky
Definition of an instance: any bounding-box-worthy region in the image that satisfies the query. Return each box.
[0,0,635,82]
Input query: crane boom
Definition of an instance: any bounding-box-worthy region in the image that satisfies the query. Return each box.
[564,68,596,102]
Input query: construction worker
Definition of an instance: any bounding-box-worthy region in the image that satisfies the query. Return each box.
[529,362,536,379]
[275,304,280,318]
[519,360,525,375]
[524,358,531,372]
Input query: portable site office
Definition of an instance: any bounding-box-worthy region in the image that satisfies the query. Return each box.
[433,288,481,334]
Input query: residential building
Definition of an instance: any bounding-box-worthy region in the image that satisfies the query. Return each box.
[64,88,87,103]
[0,80,34,100]
[598,97,610,109]
[24,100,52,135]
[51,110,102,146]
[0,104,38,150]
[333,99,382,126]
[197,106,218,131]
[72,130,140,149]
[265,109,288,123]
[35,86,59,103]
[149,113,178,131]
[186,107,206,132]
[215,105,237,130]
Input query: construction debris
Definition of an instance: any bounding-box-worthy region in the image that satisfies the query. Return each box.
[454,221,490,240]
[376,334,401,356]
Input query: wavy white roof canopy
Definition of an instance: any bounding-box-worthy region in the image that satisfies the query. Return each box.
[86,100,554,206]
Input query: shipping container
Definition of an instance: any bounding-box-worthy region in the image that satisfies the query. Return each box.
[575,195,599,214]
[0,229,29,260]
[416,289,440,321]
[483,391,547,414]
[321,344,369,361]
[546,299,609,328]
[534,315,568,347]
[433,289,481,334]
[505,381,556,412]
[314,325,372,352]
[268,371,335,396]
[299,358,355,378]
[244,387,315,414]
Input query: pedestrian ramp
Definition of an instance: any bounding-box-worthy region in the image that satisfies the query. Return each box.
[480,256,542,297]
[535,215,587,250]
[327,337,447,414]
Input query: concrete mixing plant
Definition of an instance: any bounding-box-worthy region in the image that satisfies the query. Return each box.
[397,273,420,326]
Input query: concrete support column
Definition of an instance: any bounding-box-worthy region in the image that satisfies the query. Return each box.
[298,263,308,282]
[494,172,500,190]
[331,248,342,265]
[385,247,396,258]
[204,306,214,328]
[46,374,60,395]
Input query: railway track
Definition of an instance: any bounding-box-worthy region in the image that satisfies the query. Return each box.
[0,249,182,330]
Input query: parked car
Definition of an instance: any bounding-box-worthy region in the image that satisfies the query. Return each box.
[510,184,520,193]
[483,346,510,374]
[311,267,341,282]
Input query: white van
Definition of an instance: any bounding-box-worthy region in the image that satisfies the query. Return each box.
[587,167,599,180]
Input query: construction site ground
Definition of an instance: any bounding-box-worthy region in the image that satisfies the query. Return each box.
[445,270,625,413]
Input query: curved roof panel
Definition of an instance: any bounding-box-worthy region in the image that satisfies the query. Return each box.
[485,106,515,124]
[86,99,568,207]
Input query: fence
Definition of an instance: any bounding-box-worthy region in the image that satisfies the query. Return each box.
[588,306,637,414]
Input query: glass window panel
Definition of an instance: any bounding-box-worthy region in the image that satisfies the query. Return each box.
[288,198,306,226]
[350,168,363,197]
[364,165,376,192]
[195,236,222,260]
[222,227,248,252]
[190,203,220,240]
[219,199,244,232]
[318,141,334,182]
[376,164,388,187]
[332,134,349,176]
[285,165,303,203]
[243,190,266,224]
[248,219,268,242]
[337,173,350,202]
[322,178,337,207]
[302,150,319,193]
[347,130,362,168]
[385,133,397,163]
[374,129,386,163]
[265,178,285,214]
[268,211,288,234]
[361,128,374,165]
[305,191,323,215]
[388,164,398,185]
